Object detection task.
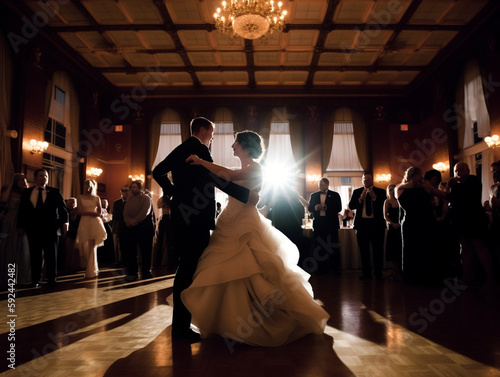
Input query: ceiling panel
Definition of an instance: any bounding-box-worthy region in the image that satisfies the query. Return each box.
[8,0,496,97]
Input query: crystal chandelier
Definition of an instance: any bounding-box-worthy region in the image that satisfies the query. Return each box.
[214,0,287,40]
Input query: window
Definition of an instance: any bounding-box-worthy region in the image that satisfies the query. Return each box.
[464,75,489,148]
[325,121,363,211]
[42,153,65,189]
[266,122,295,168]
[213,121,239,169]
[155,122,182,164]
[54,86,65,105]
[45,117,66,148]
[152,122,182,189]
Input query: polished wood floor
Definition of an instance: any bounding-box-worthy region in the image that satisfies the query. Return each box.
[1,267,500,377]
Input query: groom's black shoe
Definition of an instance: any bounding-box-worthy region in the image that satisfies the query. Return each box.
[172,329,201,342]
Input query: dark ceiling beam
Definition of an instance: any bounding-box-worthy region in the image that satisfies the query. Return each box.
[244,39,256,88]
[306,0,341,87]
[371,0,423,70]
[407,0,500,95]
[1,0,116,95]
[152,0,200,87]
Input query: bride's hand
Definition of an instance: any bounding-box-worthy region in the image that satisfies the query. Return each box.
[186,154,202,165]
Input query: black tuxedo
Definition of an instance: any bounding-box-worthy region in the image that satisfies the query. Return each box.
[307,190,342,274]
[17,185,68,285]
[348,185,387,278]
[153,136,250,334]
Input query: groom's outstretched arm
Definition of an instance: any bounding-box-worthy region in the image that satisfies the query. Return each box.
[206,171,251,204]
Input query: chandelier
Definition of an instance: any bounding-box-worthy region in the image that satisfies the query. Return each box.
[214,0,287,40]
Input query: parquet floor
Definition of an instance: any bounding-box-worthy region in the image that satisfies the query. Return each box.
[1,267,500,377]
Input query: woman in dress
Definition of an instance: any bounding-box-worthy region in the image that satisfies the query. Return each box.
[396,167,447,284]
[0,173,30,286]
[182,131,329,346]
[75,179,107,278]
[383,184,402,280]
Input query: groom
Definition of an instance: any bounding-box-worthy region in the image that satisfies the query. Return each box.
[153,117,252,341]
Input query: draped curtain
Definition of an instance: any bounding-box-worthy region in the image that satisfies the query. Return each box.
[327,122,363,171]
[324,107,368,173]
[149,108,182,218]
[461,59,490,149]
[213,108,239,169]
[51,71,80,197]
[352,110,368,171]
[455,59,493,202]
[288,116,303,169]
[0,30,13,190]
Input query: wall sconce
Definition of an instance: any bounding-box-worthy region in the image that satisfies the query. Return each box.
[432,162,449,173]
[485,135,500,148]
[375,174,391,183]
[30,139,48,154]
[87,167,103,177]
[306,174,322,183]
[129,174,145,182]
[7,130,18,139]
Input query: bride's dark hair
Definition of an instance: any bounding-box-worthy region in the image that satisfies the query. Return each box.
[235,130,265,160]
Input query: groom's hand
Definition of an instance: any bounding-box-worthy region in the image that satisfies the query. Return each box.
[186,154,201,164]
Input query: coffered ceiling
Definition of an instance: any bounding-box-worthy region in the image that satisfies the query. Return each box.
[4,0,500,98]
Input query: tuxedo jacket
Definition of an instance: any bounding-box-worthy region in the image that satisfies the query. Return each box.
[348,185,387,229]
[308,190,342,230]
[111,198,125,234]
[153,136,250,229]
[17,185,68,240]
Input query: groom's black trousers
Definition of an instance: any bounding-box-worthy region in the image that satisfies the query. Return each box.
[172,223,211,333]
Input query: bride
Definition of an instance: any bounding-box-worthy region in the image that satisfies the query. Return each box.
[182,130,329,347]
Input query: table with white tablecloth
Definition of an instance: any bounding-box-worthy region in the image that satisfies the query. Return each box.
[338,227,362,270]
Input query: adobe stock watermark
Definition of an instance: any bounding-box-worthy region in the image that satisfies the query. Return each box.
[396,71,500,177]
[15,306,104,376]
[7,0,71,54]
[223,289,287,353]
[408,278,468,334]
[301,233,340,274]
[72,65,164,166]
[339,0,403,54]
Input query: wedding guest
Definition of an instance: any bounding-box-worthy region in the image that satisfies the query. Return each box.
[112,185,128,267]
[447,162,497,288]
[17,168,68,288]
[348,172,387,280]
[64,197,80,273]
[308,178,342,274]
[0,173,30,287]
[97,198,114,264]
[155,196,177,270]
[122,180,155,281]
[489,169,500,279]
[397,167,447,285]
[383,184,402,280]
[75,180,107,278]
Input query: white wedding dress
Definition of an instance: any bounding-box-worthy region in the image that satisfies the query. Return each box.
[181,179,329,346]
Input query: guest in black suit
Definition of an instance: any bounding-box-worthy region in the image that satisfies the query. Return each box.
[111,185,128,267]
[153,117,252,341]
[307,178,342,274]
[17,168,68,287]
[348,172,387,280]
[448,162,497,287]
